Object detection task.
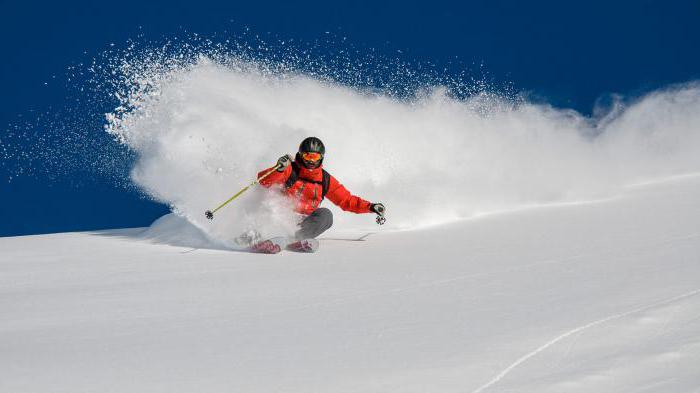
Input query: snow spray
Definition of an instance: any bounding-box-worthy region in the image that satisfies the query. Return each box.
[99,41,700,244]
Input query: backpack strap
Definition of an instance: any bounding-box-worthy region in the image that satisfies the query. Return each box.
[321,170,330,199]
[284,162,331,200]
[284,162,300,189]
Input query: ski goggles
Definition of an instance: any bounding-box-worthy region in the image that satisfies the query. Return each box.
[301,152,323,162]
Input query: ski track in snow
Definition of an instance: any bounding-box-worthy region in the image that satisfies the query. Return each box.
[470,288,700,393]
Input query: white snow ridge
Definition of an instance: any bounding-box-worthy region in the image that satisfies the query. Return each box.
[2,173,700,392]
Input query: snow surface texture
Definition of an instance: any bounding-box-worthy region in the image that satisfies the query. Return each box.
[4,52,700,391]
[104,58,700,244]
[2,174,700,392]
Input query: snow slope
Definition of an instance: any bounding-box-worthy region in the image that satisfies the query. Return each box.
[2,174,700,393]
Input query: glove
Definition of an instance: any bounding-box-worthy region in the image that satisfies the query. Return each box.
[370,203,386,225]
[370,203,385,215]
[276,154,292,172]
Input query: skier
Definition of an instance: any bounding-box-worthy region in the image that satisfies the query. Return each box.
[249,136,385,253]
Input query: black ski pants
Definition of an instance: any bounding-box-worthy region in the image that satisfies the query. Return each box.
[295,208,333,239]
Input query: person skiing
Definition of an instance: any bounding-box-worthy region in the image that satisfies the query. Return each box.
[250,136,385,253]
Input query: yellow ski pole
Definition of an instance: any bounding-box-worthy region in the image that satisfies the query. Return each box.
[205,165,281,220]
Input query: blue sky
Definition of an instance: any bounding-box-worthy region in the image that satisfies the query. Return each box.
[1,0,699,236]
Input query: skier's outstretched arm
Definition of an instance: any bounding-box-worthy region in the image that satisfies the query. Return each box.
[325,175,373,214]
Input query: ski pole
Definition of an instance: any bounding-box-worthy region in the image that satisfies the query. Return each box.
[205,165,281,220]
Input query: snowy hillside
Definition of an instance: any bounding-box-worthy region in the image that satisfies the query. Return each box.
[2,174,699,393]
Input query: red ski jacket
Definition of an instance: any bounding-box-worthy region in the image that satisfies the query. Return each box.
[258,162,372,215]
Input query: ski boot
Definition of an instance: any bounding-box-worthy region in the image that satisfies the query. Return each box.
[286,238,319,253]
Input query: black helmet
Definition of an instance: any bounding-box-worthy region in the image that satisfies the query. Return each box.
[297,137,325,168]
[299,137,325,155]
